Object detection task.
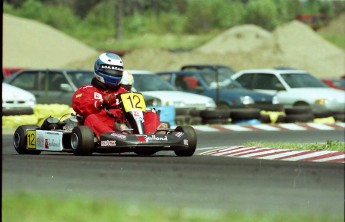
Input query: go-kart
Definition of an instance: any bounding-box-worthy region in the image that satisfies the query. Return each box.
[13,92,197,156]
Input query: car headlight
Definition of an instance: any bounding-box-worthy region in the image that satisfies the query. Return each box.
[272,95,280,104]
[240,96,254,105]
[315,98,329,105]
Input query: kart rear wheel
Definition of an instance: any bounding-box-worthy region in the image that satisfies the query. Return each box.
[71,126,95,156]
[13,125,41,155]
[174,126,197,157]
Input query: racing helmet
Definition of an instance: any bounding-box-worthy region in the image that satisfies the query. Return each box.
[94,52,124,88]
[120,71,134,90]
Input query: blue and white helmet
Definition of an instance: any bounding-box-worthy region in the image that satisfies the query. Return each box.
[94,52,124,87]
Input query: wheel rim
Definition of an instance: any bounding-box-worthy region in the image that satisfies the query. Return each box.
[71,133,79,150]
[13,132,21,149]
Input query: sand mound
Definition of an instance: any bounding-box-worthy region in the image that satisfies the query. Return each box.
[3,13,344,78]
[3,13,99,69]
[273,20,345,76]
[197,24,275,54]
[123,20,344,78]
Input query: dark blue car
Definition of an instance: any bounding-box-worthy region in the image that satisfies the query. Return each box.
[157,70,280,110]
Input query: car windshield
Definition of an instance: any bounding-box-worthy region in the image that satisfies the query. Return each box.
[133,74,176,91]
[280,72,328,88]
[199,71,243,89]
[66,71,94,88]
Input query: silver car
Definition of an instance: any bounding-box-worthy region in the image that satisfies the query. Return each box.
[128,70,217,110]
[231,69,345,112]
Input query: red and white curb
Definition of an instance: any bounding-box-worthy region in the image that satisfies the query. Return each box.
[193,122,345,132]
[199,146,345,163]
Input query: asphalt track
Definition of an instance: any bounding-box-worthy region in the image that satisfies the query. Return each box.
[2,128,345,217]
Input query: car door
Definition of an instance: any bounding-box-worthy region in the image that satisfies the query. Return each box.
[8,70,46,104]
[43,71,74,105]
[251,73,285,95]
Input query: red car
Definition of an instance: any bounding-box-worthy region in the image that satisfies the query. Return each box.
[322,77,345,91]
[3,67,24,77]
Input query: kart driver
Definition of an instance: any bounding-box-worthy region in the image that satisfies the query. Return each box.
[72,52,161,138]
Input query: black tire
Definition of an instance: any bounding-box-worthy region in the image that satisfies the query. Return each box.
[285,106,312,115]
[189,109,202,117]
[230,108,261,120]
[202,118,230,125]
[260,114,271,123]
[175,115,191,125]
[189,116,202,125]
[175,108,190,115]
[173,126,197,157]
[13,125,41,155]
[284,114,314,123]
[333,113,345,122]
[71,126,95,156]
[312,108,333,118]
[200,110,230,119]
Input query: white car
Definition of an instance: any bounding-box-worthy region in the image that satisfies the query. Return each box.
[127,70,217,110]
[231,69,345,112]
[2,82,36,115]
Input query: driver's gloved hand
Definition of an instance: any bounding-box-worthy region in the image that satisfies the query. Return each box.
[103,94,117,106]
[94,100,103,109]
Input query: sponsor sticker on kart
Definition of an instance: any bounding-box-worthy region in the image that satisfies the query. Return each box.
[137,135,168,143]
[175,132,184,138]
[110,133,127,140]
[34,130,64,151]
[101,140,116,146]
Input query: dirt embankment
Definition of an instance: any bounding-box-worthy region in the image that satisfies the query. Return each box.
[3,13,99,69]
[123,20,345,78]
[3,13,345,78]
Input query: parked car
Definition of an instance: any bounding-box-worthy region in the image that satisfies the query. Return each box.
[231,69,345,112]
[181,64,236,76]
[3,67,24,77]
[321,78,345,91]
[5,69,94,106]
[157,70,279,110]
[128,70,217,111]
[2,82,36,115]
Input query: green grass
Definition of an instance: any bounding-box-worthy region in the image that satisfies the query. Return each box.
[243,140,345,152]
[2,193,342,222]
[79,33,218,51]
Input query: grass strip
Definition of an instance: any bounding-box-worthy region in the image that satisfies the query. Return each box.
[2,192,342,222]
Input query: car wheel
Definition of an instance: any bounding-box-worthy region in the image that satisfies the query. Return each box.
[71,126,95,156]
[13,125,41,155]
[174,126,197,157]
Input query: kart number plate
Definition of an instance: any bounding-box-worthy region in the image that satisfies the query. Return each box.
[120,92,146,112]
[27,130,36,149]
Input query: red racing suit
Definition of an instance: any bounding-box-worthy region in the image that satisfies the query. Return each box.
[72,84,160,137]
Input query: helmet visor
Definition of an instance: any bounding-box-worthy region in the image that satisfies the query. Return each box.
[99,64,123,76]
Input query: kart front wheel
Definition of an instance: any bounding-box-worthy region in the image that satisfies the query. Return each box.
[174,126,197,157]
[13,125,41,155]
[71,126,95,156]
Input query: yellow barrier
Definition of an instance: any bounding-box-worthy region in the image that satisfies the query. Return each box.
[2,104,75,128]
